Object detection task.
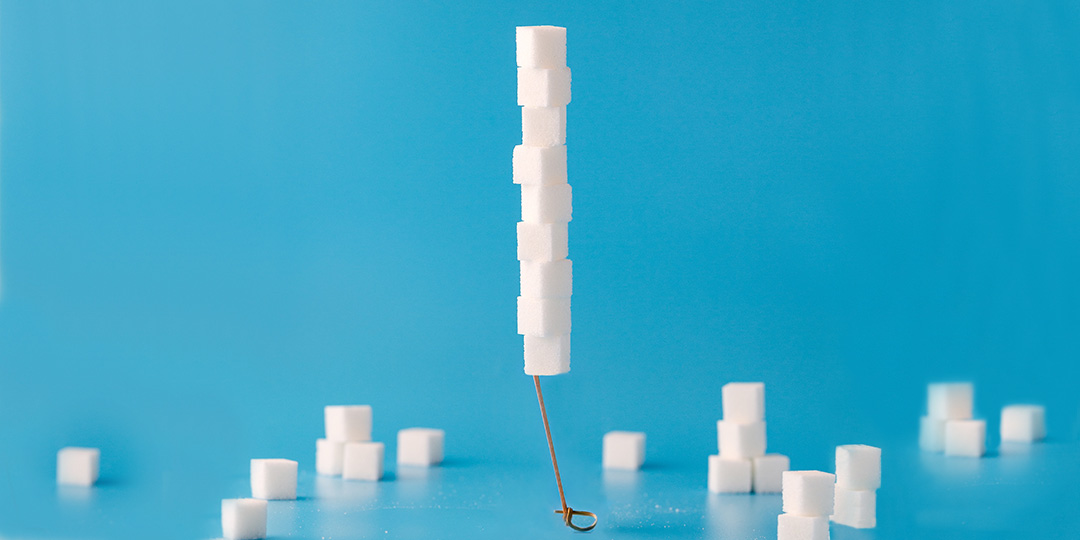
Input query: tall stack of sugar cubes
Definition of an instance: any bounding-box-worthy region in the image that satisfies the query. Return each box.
[515,26,573,376]
[709,382,789,494]
[919,382,986,457]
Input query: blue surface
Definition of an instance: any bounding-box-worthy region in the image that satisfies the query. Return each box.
[1,1,1079,538]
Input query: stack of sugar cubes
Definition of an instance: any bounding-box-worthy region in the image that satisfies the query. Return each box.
[831,444,880,529]
[919,382,985,457]
[316,405,384,481]
[514,26,573,376]
[709,382,789,494]
[779,470,835,540]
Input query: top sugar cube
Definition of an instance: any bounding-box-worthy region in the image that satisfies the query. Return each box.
[722,382,765,423]
[516,26,566,68]
[927,382,973,420]
[835,444,881,491]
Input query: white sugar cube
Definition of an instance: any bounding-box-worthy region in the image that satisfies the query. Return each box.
[752,454,790,494]
[832,486,876,529]
[513,145,567,185]
[222,498,267,540]
[778,514,829,540]
[927,382,974,420]
[250,459,297,500]
[324,405,372,442]
[522,106,566,146]
[919,416,946,452]
[521,184,572,223]
[708,455,752,493]
[1000,404,1045,442]
[782,471,836,516]
[835,444,880,491]
[517,296,571,336]
[517,222,569,261]
[944,419,985,457]
[524,334,570,376]
[57,447,100,487]
[518,67,571,107]
[716,420,766,458]
[316,438,344,476]
[397,428,444,467]
[602,431,645,470]
[343,442,384,481]
[520,259,572,298]
[722,382,765,423]
[516,26,566,68]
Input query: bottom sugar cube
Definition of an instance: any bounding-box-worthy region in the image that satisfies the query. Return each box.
[919,416,946,452]
[222,498,267,540]
[778,513,829,540]
[944,419,986,457]
[752,454,789,493]
[316,439,344,476]
[832,486,876,528]
[524,334,570,376]
[708,455,751,493]
[343,441,384,481]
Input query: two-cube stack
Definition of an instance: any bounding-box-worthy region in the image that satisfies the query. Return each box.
[919,382,985,457]
[779,470,835,540]
[515,26,572,376]
[832,444,881,529]
[709,382,789,493]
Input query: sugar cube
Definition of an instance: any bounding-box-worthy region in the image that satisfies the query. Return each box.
[250,459,298,500]
[222,498,267,540]
[520,259,572,298]
[919,416,946,452]
[316,438,345,476]
[518,67,571,107]
[397,428,445,467]
[752,454,790,494]
[521,184,572,223]
[927,382,974,420]
[722,382,765,423]
[835,444,881,491]
[708,455,752,493]
[782,470,836,516]
[524,334,570,376]
[516,26,566,68]
[522,106,566,146]
[57,447,100,487]
[517,222,569,261]
[832,486,876,529]
[343,442,384,481]
[778,513,829,540]
[602,431,645,470]
[512,145,567,185]
[517,296,571,336]
[944,419,986,457]
[716,420,766,458]
[1000,404,1046,442]
[324,405,372,442]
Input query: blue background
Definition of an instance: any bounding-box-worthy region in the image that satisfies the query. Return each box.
[0,1,1078,538]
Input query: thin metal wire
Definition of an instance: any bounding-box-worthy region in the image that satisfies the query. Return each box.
[533,375,597,532]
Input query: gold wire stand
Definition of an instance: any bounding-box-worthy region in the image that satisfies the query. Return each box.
[533,375,597,532]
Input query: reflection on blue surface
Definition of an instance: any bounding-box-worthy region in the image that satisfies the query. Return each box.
[0,0,1078,538]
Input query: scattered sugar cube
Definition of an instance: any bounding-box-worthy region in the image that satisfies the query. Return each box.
[397,428,445,467]
[782,471,836,516]
[835,444,881,491]
[832,486,876,529]
[708,455,752,493]
[722,382,765,423]
[524,334,570,376]
[518,67,571,107]
[517,222,569,261]
[57,447,100,487]
[516,26,566,69]
[944,419,986,457]
[520,259,572,298]
[324,405,372,442]
[517,296,571,336]
[521,184,572,223]
[716,420,766,458]
[927,382,974,420]
[343,442,384,481]
[522,106,566,146]
[316,438,344,476]
[752,454,790,494]
[778,513,829,540]
[250,459,298,500]
[602,431,645,470]
[1000,405,1046,443]
[919,416,946,452]
[513,145,568,185]
[222,498,267,540]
